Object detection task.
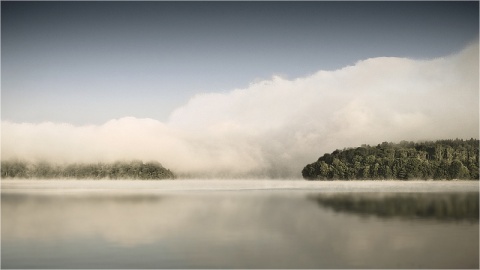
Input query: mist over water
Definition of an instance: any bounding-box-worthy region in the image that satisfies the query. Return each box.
[2,180,479,268]
[2,42,478,178]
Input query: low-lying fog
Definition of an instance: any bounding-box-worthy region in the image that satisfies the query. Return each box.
[2,43,478,178]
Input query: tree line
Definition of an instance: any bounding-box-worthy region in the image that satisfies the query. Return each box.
[302,139,479,180]
[1,160,175,180]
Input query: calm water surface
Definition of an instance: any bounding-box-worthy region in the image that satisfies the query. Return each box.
[1,180,479,269]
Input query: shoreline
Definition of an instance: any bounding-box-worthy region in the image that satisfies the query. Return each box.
[1,179,478,193]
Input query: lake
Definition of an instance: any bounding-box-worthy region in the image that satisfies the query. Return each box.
[1,180,479,269]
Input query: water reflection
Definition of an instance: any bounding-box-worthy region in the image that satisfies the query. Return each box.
[2,191,479,269]
[310,192,479,221]
[2,193,170,247]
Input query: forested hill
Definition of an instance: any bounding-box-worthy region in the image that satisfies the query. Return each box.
[302,139,479,180]
[1,160,175,180]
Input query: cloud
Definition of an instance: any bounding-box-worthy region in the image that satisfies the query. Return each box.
[2,42,478,178]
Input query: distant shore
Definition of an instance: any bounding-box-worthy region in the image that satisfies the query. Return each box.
[2,179,478,194]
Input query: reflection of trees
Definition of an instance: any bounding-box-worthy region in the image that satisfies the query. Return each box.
[1,193,164,206]
[310,193,479,221]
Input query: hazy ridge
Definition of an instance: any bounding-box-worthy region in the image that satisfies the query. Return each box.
[1,160,175,180]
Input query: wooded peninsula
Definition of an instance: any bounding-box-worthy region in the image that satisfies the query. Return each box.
[1,139,478,181]
[302,139,479,180]
[1,160,175,180]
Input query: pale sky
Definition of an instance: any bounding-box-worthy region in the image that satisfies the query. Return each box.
[2,1,479,125]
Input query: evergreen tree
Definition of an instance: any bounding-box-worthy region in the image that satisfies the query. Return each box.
[1,160,176,180]
[302,139,479,180]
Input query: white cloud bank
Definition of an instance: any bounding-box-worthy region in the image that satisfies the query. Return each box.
[2,42,478,178]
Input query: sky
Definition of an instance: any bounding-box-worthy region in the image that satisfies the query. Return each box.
[1,1,479,178]
[2,1,479,124]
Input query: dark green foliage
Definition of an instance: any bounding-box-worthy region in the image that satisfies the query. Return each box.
[1,160,175,180]
[302,139,479,180]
